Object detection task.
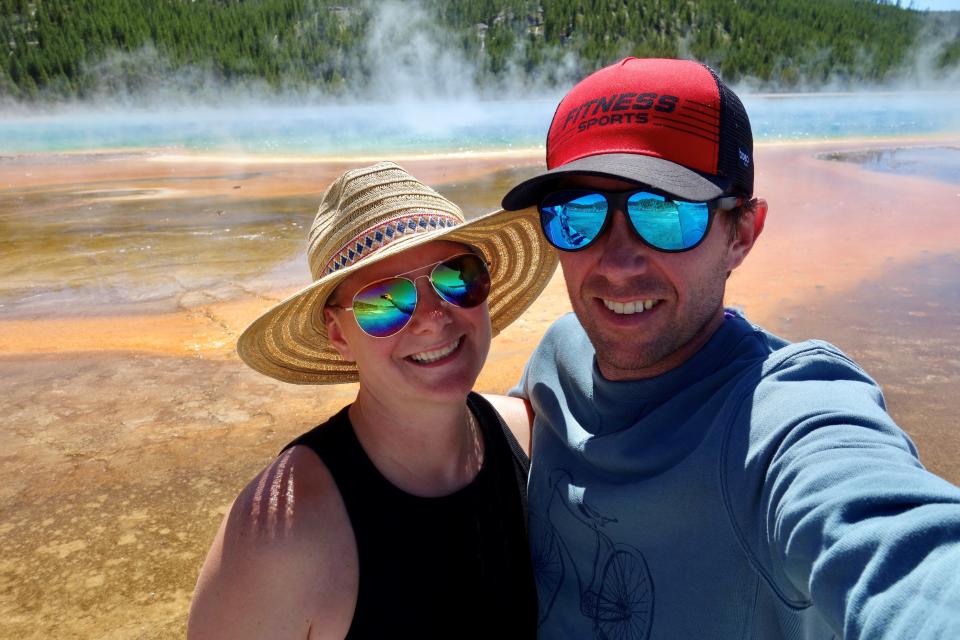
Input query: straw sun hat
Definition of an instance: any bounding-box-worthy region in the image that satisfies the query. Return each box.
[237,161,558,384]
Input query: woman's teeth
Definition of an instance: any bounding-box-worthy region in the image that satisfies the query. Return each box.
[603,299,659,315]
[409,338,461,363]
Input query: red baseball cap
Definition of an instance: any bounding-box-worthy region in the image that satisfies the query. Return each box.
[502,57,754,209]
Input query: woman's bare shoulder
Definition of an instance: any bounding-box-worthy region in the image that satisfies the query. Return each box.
[187,445,357,639]
[481,393,534,455]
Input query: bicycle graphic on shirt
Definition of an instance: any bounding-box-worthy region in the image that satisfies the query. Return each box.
[531,468,654,640]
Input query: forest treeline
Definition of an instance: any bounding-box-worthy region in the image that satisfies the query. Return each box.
[1,0,959,103]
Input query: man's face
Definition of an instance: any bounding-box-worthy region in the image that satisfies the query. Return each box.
[551,175,754,380]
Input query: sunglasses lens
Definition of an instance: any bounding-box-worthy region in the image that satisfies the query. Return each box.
[626,193,709,251]
[351,277,418,337]
[431,254,491,308]
[539,191,607,250]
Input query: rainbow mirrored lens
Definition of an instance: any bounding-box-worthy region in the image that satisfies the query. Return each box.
[539,190,711,252]
[431,254,491,308]
[349,253,491,338]
[351,277,418,337]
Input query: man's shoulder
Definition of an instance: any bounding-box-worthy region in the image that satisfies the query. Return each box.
[527,312,595,382]
[730,326,894,446]
[720,316,889,426]
[732,313,870,382]
[756,334,875,389]
[542,311,588,340]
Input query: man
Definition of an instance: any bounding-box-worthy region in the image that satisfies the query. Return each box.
[499,57,960,639]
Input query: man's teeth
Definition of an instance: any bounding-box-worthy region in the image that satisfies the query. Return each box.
[409,338,461,363]
[603,299,659,314]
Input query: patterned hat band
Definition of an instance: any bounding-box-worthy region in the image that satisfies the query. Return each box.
[322,212,462,277]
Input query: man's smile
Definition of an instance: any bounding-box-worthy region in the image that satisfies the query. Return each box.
[601,298,661,315]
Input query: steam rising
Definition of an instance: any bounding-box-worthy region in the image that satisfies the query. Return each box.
[0,0,957,154]
[360,2,479,101]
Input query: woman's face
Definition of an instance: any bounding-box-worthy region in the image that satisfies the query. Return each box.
[325,240,492,406]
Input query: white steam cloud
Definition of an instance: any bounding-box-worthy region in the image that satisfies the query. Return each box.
[5,1,958,110]
[0,1,957,151]
[358,2,478,101]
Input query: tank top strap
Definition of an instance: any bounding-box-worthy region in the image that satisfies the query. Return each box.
[280,404,398,514]
[466,391,530,526]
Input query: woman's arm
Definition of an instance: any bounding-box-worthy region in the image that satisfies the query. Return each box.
[482,393,535,456]
[187,446,358,640]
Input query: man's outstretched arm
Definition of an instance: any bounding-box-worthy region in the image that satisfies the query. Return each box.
[727,345,960,639]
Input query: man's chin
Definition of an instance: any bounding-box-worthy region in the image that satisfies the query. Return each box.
[585,332,670,377]
[580,312,663,354]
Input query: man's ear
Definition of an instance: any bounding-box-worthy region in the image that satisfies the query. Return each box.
[323,307,355,362]
[728,198,767,271]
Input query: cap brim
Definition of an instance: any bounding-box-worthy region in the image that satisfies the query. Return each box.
[501,153,730,209]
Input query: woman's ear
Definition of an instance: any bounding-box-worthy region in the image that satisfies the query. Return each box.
[727,198,767,271]
[324,306,355,362]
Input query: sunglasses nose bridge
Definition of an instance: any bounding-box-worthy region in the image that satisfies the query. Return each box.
[588,199,636,248]
[410,273,451,309]
[608,193,661,250]
[605,191,629,216]
[592,208,657,277]
[405,275,453,334]
[592,192,631,243]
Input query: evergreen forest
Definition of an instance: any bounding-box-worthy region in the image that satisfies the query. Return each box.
[2,0,959,103]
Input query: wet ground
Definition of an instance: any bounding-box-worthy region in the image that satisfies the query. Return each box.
[1,144,959,638]
[822,145,960,185]
[765,251,960,479]
[0,154,526,320]
[0,352,359,638]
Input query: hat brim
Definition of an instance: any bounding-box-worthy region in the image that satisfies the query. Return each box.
[501,153,731,210]
[236,207,558,385]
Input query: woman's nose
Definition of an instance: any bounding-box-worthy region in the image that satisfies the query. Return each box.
[407,276,452,333]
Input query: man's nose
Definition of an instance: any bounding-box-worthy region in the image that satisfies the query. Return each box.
[593,209,650,273]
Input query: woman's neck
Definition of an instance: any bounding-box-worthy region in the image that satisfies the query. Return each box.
[347,389,483,498]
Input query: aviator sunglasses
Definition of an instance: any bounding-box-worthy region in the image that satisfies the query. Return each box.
[328,253,491,338]
[538,188,743,252]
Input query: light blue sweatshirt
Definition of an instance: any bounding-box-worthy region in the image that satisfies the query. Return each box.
[514,311,960,639]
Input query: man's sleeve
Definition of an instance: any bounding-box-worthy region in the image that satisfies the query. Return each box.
[723,343,960,639]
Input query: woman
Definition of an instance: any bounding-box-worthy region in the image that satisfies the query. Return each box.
[187,162,557,639]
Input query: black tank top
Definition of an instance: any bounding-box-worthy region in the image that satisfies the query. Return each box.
[283,392,537,639]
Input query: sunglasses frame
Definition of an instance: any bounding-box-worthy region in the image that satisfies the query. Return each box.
[538,188,743,253]
[327,252,491,338]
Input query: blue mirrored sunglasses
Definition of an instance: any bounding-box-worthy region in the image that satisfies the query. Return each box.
[538,189,743,252]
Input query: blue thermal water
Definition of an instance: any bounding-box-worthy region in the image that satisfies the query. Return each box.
[742,92,960,142]
[1,92,958,156]
[0,100,550,155]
